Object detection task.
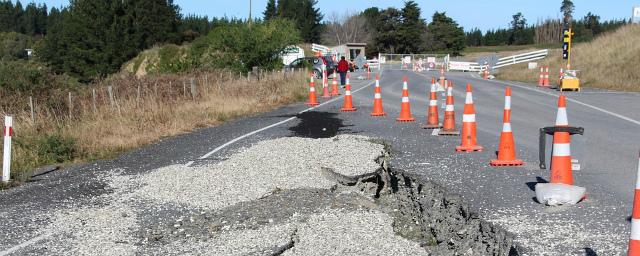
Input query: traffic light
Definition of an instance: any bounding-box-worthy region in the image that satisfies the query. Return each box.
[562,29,571,60]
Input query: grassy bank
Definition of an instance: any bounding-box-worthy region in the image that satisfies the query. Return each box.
[496,25,640,92]
[0,70,307,184]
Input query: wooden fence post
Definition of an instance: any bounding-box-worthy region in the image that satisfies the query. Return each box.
[190,78,197,100]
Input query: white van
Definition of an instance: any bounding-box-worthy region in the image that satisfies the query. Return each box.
[281,45,305,66]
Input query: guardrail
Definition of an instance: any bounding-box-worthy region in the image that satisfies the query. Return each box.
[448,49,549,72]
[311,43,331,55]
[493,49,548,68]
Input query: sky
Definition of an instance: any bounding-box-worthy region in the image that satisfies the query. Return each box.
[15,0,639,32]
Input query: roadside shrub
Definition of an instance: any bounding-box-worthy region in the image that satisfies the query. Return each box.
[191,18,301,72]
[148,44,194,74]
[35,134,78,163]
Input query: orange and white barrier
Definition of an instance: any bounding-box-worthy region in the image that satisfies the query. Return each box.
[340,74,357,112]
[490,87,524,166]
[439,81,459,136]
[550,95,573,185]
[538,67,545,86]
[421,77,441,129]
[543,66,550,86]
[456,84,483,152]
[396,76,415,122]
[321,69,330,98]
[331,70,340,96]
[2,116,13,182]
[370,74,386,116]
[306,74,319,106]
[629,152,640,255]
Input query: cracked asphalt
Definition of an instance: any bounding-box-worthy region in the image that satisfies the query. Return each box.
[1,68,639,255]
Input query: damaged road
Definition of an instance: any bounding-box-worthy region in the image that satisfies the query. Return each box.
[3,135,517,255]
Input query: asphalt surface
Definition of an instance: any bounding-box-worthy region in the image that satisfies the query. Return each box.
[1,68,639,255]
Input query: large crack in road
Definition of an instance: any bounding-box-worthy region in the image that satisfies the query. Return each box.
[13,135,519,255]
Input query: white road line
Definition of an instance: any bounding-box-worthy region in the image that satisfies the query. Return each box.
[185,79,377,167]
[431,129,440,136]
[494,80,640,127]
[0,233,50,256]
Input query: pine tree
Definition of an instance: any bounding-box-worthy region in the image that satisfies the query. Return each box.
[426,12,466,55]
[263,0,277,21]
[561,0,574,27]
[267,0,322,43]
[398,1,426,53]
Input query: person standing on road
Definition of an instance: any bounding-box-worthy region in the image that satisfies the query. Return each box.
[337,56,349,87]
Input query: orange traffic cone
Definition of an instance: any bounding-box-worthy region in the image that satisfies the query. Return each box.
[628,152,640,255]
[321,69,330,98]
[306,73,319,106]
[456,84,483,152]
[490,87,524,166]
[330,71,340,96]
[550,95,574,185]
[421,77,441,129]
[340,74,357,112]
[370,74,386,116]
[538,66,544,86]
[543,66,550,86]
[396,76,415,122]
[558,68,564,87]
[438,81,459,136]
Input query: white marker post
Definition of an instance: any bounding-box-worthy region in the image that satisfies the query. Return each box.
[2,116,13,182]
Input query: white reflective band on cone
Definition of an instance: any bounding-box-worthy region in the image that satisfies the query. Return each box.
[374,93,382,99]
[552,143,571,157]
[505,96,511,110]
[402,97,409,103]
[445,105,454,111]
[556,108,568,126]
[346,91,351,96]
[465,92,473,104]
[310,87,315,92]
[502,123,512,132]
[347,79,350,84]
[403,82,408,90]
[376,80,379,87]
[631,219,640,240]
[447,87,453,96]
[430,84,436,92]
[463,114,476,122]
[429,100,438,106]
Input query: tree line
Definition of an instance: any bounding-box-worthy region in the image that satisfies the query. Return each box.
[465,0,629,47]
[320,1,466,56]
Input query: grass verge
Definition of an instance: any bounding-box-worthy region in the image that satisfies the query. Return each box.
[0,70,307,186]
[495,25,640,92]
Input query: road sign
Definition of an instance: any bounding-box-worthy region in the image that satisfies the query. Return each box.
[633,6,640,24]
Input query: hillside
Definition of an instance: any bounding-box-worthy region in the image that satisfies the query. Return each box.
[496,24,640,92]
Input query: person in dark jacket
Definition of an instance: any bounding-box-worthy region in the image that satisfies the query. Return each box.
[337,56,349,86]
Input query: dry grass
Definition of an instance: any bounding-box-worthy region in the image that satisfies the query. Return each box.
[1,69,308,183]
[496,24,640,92]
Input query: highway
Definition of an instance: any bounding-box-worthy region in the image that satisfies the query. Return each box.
[1,69,639,255]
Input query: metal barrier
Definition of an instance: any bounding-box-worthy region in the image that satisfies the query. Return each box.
[448,49,549,72]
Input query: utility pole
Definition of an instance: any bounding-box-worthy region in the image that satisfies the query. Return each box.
[248,0,252,24]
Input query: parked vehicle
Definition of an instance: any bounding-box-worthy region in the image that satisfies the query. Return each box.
[285,57,336,79]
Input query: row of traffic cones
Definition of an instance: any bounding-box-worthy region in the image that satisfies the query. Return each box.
[538,66,550,87]
[309,71,640,254]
